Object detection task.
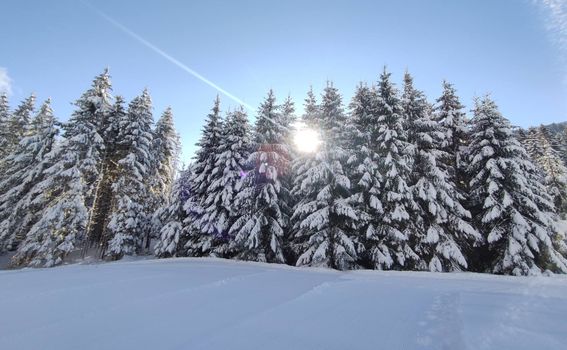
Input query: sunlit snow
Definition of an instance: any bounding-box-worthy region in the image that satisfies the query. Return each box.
[1,258,566,350]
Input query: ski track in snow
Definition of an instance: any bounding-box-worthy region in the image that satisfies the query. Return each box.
[416,292,465,349]
[1,258,567,350]
[469,275,567,350]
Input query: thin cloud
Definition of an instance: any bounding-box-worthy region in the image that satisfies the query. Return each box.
[537,0,567,80]
[0,67,12,95]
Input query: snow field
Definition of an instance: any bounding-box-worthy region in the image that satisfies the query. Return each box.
[1,258,566,350]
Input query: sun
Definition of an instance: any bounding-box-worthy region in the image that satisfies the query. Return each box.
[293,124,321,153]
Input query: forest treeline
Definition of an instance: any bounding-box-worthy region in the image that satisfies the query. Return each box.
[1,68,566,276]
[0,70,179,266]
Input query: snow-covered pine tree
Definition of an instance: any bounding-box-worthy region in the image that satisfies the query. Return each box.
[154,166,192,258]
[198,107,252,257]
[434,81,469,194]
[1,94,35,179]
[402,72,481,272]
[466,96,567,275]
[367,69,419,270]
[0,99,59,253]
[83,96,126,254]
[105,89,154,259]
[345,82,382,267]
[291,83,359,270]
[5,94,35,154]
[0,92,11,161]
[152,107,181,202]
[12,71,112,267]
[525,126,567,217]
[148,107,181,246]
[302,87,320,128]
[277,94,297,259]
[280,94,296,141]
[557,127,567,166]
[11,149,88,267]
[541,127,567,212]
[183,96,224,256]
[522,127,539,158]
[515,128,528,145]
[65,69,113,208]
[230,90,292,263]
[289,88,322,263]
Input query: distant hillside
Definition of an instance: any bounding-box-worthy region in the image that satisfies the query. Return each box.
[516,121,567,136]
[544,121,567,134]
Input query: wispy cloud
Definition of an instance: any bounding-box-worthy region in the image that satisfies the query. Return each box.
[537,0,567,81]
[0,67,12,95]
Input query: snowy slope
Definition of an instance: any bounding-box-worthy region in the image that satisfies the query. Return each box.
[1,258,566,350]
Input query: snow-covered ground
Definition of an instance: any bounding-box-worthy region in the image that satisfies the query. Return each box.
[1,258,566,350]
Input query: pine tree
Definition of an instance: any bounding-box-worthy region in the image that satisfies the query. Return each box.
[148,107,181,245]
[11,71,112,267]
[280,94,297,142]
[289,88,322,262]
[291,83,359,269]
[515,128,528,145]
[0,99,59,253]
[277,94,297,259]
[434,81,469,194]
[105,89,154,259]
[83,96,126,254]
[302,87,320,128]
[230,90,292,263]
[558,127,567,166]
[403,73,481,271]
[5,94,35,153]
[346,83,383,267]
[467,96,567,275]
[154,167,192,258]
[366,69,419,270]
[152,107,181,202]
[523,127,538,158]
[64,69,112,207]
[12,138,87,268]
[0,92,11,161]
[196,107,252,257]
[525,126,567,216]
[183,97,224,256]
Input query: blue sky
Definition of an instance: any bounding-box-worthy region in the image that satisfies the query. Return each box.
[1,0,566,161]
